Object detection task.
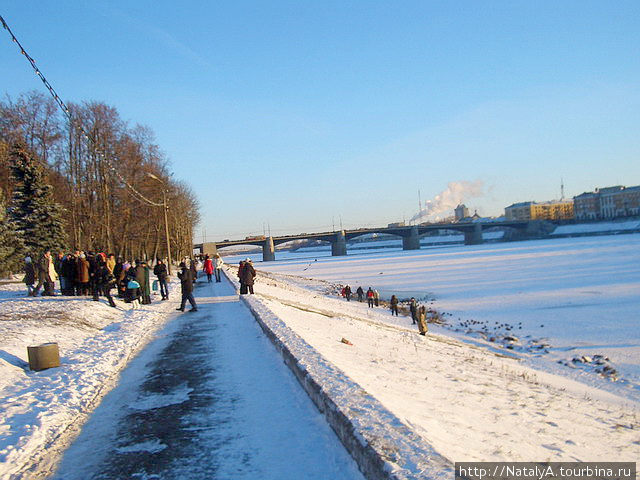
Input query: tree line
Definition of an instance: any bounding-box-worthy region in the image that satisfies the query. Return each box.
[0,90,200,276]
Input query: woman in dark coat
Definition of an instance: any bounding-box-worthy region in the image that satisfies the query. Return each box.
[135,261,152,304]
[240,259,256,294]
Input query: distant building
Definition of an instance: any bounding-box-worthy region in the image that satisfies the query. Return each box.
[454,204,470,222]
[573,185,640,220]
[505,200,574,221]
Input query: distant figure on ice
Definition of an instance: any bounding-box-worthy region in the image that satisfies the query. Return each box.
[203,254,214,283]
[177,261,198,312]
[366,287,375,308]
[238,260,247,294]
[373,289,379,307]
[214,254,224,282]
[390,295,399,316]
[417,305,428,335]
[342,285,352,301]
[409,297,418,324]
[356,286,364,302]
[153,258,169,300]
[240,258,256,294]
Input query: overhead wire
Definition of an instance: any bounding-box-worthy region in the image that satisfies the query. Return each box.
[0,14,164,208]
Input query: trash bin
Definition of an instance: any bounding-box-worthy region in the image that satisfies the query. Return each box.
[27,343,60,371]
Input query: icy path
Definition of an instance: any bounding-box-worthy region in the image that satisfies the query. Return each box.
[51,279,364,480]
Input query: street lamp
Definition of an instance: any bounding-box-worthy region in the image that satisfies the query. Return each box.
[147,172,172,275]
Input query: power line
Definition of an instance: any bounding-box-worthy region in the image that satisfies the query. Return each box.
[0,14,163,208]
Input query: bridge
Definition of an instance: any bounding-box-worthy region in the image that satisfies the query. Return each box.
[194,221,533,262]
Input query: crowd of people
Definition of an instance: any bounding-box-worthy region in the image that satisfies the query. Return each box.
[22,249,174,309]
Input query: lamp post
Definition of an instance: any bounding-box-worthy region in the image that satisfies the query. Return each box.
[147,173,172,275]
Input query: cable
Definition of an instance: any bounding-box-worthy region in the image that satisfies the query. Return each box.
[0,15,163,208]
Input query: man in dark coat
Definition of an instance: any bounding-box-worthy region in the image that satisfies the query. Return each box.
[356,286,364,302]
[61,254,77,295]
[409,297,418,325]
[135,260,152,304]
[95,261,117,307]
[153,259,169,300]
[33,250,53,296]
[240,259,256,294]
[177,262,197,312]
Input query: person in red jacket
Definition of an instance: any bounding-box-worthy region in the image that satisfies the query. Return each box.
[203,255,214,283]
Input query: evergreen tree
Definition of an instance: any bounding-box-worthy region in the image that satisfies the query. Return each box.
[0,188,25,277]
[8,144,68,256]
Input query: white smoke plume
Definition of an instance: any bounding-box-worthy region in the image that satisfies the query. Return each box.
[410,180,484,223]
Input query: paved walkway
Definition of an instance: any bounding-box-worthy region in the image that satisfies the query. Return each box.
[52,277,363,480]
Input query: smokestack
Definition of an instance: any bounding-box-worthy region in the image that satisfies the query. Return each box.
[410,180,484,223]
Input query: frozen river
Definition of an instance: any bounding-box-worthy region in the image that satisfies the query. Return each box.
[229,234,640,399]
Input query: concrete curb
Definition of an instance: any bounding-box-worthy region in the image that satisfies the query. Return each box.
[224,269,452,480]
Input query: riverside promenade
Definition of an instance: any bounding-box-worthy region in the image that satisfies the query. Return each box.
[51,278,364,480]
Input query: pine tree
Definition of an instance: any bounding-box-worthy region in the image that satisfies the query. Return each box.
[0,188,26,277]
[8,144,68,256]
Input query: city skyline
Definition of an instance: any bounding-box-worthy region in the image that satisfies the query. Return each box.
[2,2,639,240]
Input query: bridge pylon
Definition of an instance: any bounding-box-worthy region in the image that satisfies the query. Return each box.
[331,230,347,256]
[402,226,421,250]
[263,236,276,261]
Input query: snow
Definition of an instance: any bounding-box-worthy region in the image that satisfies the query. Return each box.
[1,233,638,478]
[232,234,640,463]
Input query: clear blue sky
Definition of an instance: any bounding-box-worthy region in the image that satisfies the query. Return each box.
[2,1,639,241]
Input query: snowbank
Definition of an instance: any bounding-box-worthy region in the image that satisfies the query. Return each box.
[0,280,180,480]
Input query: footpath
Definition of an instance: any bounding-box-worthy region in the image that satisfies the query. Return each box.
[49,277,364,480]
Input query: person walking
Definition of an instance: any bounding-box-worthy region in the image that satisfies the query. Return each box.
[373,289,380,307]
[33,250,54,296]
[390,295,399,316]
[343,285,352,301]
[203,255,214,283]
[23,256,35,296]
[240,258,256,294]
[356,286,364,302]
[153,258,169,300]
[189,258,198,284]
[214,254,224,282]
[177,262,198,312]
[366,287,375,308]
[409,297,418,324]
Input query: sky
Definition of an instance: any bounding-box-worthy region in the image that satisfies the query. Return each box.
[1,1,639,241]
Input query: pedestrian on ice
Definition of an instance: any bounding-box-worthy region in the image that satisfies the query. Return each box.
[417,305,428,335]
[203,255,214,283]
[373,289,380,307]
[366,287,375,308]
[177,261,198,312]
[409,297,418,324]
[240,258,256,294]
[153,258,169,300]
[356,286,364,302]
[23,256,35,296]
[214,254,224,282]
[343,285,352,301]
[390,295,399,316]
